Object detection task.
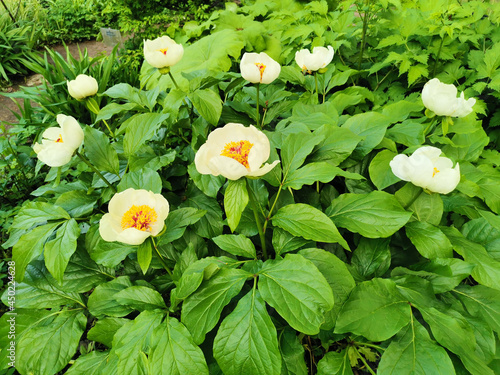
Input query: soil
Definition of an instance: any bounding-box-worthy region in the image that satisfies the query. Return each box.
[0,40,114,130]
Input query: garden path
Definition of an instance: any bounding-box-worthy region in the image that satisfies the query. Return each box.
[0,40,113,129]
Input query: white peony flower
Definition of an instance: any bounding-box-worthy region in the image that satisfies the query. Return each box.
[421,78,476,118]
[295,46,334,72]
[390,146,460,194]
[195,123,280,180]
[67,74,98,100]
[143,35,184,69]
[33,114,84,167]
[99,188,170,245]
[240,52,281,84]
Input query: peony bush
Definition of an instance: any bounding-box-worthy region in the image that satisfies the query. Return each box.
[1,0,500,374]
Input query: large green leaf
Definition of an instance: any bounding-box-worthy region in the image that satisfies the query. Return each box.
[87,276,134,318]
[11,201,69,230]
[335,278,411,341]
[123,113,169,156]
[405,221,453,259]
[281,132,324,178]
[158,207,206,245]
[181,268,250,344]
[149,316,209,375]
[279,328,308,375]
[66,351,109,375]
[369,149,399,190]
[258,254,334,335]
[378,318,455,375]
[454,285,500,334]
[137,239,152,274]
[283,162,345,190]
[87,317,127,348]
[117,168,162,194]
[224,179,249,232]
[188,88,222,125]
[327,191,412,238]
[115,286,166,311]
[44,219,80,284]
[350,238,391,280]
[188,163,225,198]
[86,224,136,267]
[83,126,119,175]
[182,186,224,238]
[213,234,256,259]
[54,190,97,218]
[16,310,86,375]
[309,125,362,166]
[272,204,349,250]
[408,191,443,226]
[213,289,281,375]
[317,350,353,375]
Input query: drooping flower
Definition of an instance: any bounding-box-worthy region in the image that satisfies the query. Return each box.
[67,74,98,100]
[390,146,460,194]
[195,123,280,180]
[295,46,334,72]
[99,188,170,245]
[143,36,184,69]
[33,114,84,167]
[421,78,476,118]
[240,52,281,84]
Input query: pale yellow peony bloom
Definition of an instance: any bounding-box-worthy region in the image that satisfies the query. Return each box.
[33,114,84,167]
[421,78,476,118]
[99,188,170,245]
[390,146,460,194]
[143,35,184,69]
[240,52,281,84]
[195,123,280,180]
[295,46,334,72]
[67,74,98,100]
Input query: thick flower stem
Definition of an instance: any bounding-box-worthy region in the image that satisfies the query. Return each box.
[75,150,116,193]
[246,178,268,260]
[151,237,173,278]
[356,3,371,80]
[314,72,319,103]
[256,83,261,129]
[168,71,189,108]
[432,35,445,77]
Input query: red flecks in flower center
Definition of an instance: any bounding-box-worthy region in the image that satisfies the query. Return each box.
[121,205,158,231]
[55,134,63,143]
[158,48,168,55]
[220,140,254,168]
[255,63,266,81]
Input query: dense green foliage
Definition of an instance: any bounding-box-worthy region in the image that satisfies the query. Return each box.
[1,0,500,374]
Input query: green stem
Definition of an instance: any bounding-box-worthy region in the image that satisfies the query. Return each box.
[423,117,437,136]
[353,346,376,375]
[357,6,370,79]
[352,342,386,351]
[168,71,189,107]
[256,83,261,129]
[75,150,116,192]
[151,237,173,278]
[246,178,267,260]
[54,166,61,187]
[263,182,283,233]
[314,72,319,103]
[432,35,445,77]
[86,98,114,137]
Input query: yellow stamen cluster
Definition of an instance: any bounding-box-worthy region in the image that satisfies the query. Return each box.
[220,140,254,168]
[433,167,440,177]
[55,134,63,143]
[121,205,158,231]
[158,48,168,55]
[255,63,266,81]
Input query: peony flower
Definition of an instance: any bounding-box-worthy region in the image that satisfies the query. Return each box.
[67,74,98,100]
[421,78,476,118]
[143,35,184,69]
[99,188,170,245]
[240,52,281,84]
[195,123,280,180]
[390,146,460,194]
[295,46,334,72]
[33,114,84,167]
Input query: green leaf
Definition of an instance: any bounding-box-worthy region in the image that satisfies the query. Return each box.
[369,149,399,190]
[309,125,362,166]
[407,64,428,86]
[87,317,127,348]
[188,89,222,125]
[327,191,412,238]
[258,254,334,335]
[96,102,140,122]
[54,190,97,218]
[88,276,134,318]
[1,261,85,308]
[123,113,169,156]
[272,228,312,256]
[443,127,489,163]
[66,351,109,375]
[335,278,412,341]
[213,234,256,259]
[181,268,250,344]
[405,221,453,259]
[272,203,349,250]
[224,179,249,232]
[159,207,207,245]
[317,349,353,375]
[214,289,281,375]
[454,285,500,334]
[279,328,308,375]
[16,310,86,375]
[284,162,344,190]
[378,318,455,375]
[137,239,152,274]
[188,162,225,198]
[117,168,162,194]
[381,100,424,124]
[386,120,425,147]
[281,132,324,177]
[408,191,443,226]
[149,316,209,374]
[182,187,224,238]
[44,218,80,284]
[477,177,500,214]
[86,224,136,267]
[11,201,70,230]
[83,126,119,175]
[298,248,355,330]
[115,285,166,311]
[351,238,391,280]
[12,222,61,282]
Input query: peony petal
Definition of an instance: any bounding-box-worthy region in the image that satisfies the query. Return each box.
[412,146,442,163]
[390,154,413,181]
[116,227,151,245]
[247,160,280,177]
[99,213,119,242]
[427,164,460,194]
[209,155,249,180]
[422,78,459,116]
[35,143,74,167]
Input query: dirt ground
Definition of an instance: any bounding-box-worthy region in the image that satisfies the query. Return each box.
[0,40,114,128]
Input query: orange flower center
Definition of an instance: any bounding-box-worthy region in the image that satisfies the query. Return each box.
[121,205,158,231]
[432,167,440,177]
[55,134,63,143]
[220,140,254,168]
[158,48,168,55]
[255,63,266,81]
